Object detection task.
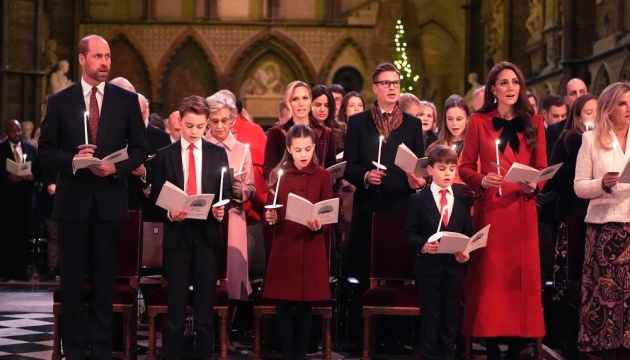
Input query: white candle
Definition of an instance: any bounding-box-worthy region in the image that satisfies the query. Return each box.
[238,143,249,174]
[22,154,27,162]
[452,144,457,152]
[84,111,89,144]
[272,169,284,206]
[377,135,384,165]
[585,121,593,131]
[219,167,226,202]
[495,139,502,196]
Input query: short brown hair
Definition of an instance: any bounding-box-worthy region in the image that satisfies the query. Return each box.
[427,144,458,166]
[77,35,107,56]
[372,63,400,84]
[178,95,210,119]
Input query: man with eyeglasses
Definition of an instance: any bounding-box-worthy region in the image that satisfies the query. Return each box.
[343,63,425,346]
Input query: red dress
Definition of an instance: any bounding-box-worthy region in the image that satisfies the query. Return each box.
[262,161,333,301]
[231,114,268,223]
[458,110,547,338]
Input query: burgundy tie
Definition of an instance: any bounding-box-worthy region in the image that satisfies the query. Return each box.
[187,144,197,196]
[439,189,449,228]
[89,86,100,144]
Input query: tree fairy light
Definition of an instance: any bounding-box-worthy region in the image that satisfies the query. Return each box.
[393,20,420,93]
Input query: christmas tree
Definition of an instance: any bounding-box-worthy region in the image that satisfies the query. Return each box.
[394,20,420,93]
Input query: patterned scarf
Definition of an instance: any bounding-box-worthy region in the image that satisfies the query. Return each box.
[370,100,403,141]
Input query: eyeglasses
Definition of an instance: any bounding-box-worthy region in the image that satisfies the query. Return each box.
[209,118,232,126]
[374,80,401,88]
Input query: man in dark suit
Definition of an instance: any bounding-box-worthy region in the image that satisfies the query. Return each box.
[150,95,232,360]
[542,94,569,161]
[127,93,170,221]
[343,63,425,343]
[38,35,148,360]
[405,145,473,360]
[0,119,39,281]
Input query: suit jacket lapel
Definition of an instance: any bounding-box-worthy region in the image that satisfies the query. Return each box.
[201,140,213,194]
[96,83,116,148]
[446,196,467,232]
[170,141,184,189]
[419,190,441,225]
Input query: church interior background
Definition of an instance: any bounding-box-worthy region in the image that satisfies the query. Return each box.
[1,0,630,127]
[0,0,630,358]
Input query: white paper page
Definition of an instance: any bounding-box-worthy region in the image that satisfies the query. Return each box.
[311,198,340,225]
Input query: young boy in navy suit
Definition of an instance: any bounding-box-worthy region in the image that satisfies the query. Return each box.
[404,145,473,360]
[150,95,232,360]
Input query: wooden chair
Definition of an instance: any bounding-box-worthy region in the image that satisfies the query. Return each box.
[52,210,142,360]
[144,220,229,360]
[361,212,420,360]
[253,226,333,360]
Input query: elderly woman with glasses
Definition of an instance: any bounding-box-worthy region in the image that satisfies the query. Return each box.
[205,91,256,350]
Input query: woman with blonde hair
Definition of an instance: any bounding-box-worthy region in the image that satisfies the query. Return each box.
[399,94,438,154]
[263,81,336,180]
[574,82,630,359]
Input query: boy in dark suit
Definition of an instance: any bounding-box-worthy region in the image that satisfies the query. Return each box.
[405,145,473,360]
[150,95,232,360]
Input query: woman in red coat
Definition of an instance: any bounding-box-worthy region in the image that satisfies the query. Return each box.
[264,124,333,360]
[459,61,547,360]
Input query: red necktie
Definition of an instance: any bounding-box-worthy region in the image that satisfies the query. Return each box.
[187,144,197,195]
[89,86,100,143]
[440,189,449,228]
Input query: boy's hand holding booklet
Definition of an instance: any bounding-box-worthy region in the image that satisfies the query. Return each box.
[156,181,215,220]
[394,143,428,177]
[73,148,129,170]
[285,193,340,226]
[499,162,562,184]
[6,158,32,176]
[427,224,491,254]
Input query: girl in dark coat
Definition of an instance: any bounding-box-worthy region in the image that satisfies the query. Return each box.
[264,124,333,360]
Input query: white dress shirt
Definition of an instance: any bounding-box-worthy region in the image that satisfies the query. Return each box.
[430,182,453,224]
[180,137,203,195]
[80,78,104,114]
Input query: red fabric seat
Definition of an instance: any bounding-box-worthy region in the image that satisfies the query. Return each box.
[361,213,420,360]
[362,284,419,308]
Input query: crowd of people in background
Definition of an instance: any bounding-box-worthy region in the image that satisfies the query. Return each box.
[1,33,629,360]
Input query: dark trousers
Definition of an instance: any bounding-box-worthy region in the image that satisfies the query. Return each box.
[417,272,463,360]
[275,301,313,360]
[163,236,218,360]
[58,215,122,360]
[485,337,523,360]
[0,223,29,280]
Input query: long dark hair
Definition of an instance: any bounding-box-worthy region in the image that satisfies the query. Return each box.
[310,84,345,148]
[438,94,470,145]
[269,124,318,192]
[561,94,597,151]
[338,91,365,125]
[479,61,537,147]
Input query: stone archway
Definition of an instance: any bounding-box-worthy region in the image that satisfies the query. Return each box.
[158,37,218,115]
